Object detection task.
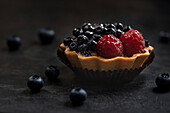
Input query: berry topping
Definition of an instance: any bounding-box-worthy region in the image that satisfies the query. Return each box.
[69,87,87,104]
[78,44,88,53]
[27,75,44,91]
[92,34,102,42]
[88,40,97,51]
[94,26,104,34]
[84,31,93,39]
[69,41,78,51]
[73,28,83,37]
[123,26,132,32]
[45,65,60,80]
[105,24,116,29]
[104,28,116,35]
[39,28,56,44]
[145,40,150,47]
[115,29,124,38]
[7,35,21,51]
[156,73,170,89]
[63,37,73,46]
[82,51,92,57]
[96,34,123,58]
[120,30,145,57]
[82,23,94,32]
[114,22,124,31]
[77,35,89,45]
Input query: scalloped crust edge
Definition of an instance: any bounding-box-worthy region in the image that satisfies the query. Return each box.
[59,43,154,71]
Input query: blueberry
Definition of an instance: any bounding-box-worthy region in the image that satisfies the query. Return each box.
[145,40,150,47]
[73,28,83,37]
[88,40,97,51]
[82,51,92,57]
[82,22,91,28]
[156,73,170,89]
[104,28,116,35]
[82,24,94,32]
[27,75,44,91]
[106,24,116,29]
[45,65,60,80]
[69,41,78,51]
[7,35,21,51]
[78,44,88,53]
[94,26,104,34]
[115,29,124,38]
[123,26,132,32]
[69,87,87,104]
[63,37,73,46]
[77,35,89,45]
[92,34,102,42]
[114,22,124,31]
[39,28,56,44]
[159,31,170,43]
[84,31,93,39]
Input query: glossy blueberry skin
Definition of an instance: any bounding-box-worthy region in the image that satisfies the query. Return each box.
[115,29,124,38]
[82,24,94,32]
[7,36,21,51]
[106,24,116,29]
[82,51,91,57]
[104,28,116,35]
[94,26,104,34]
[39,28,56,44]
[159,31,170,43]
[114,22,124,31]
[69,87,87,104]
[88,40,97,51]
[27,75,44,91]
[69,41,78,51]
[45,65,60,80]
[123,26,132,32]
[92,34,102,42]
[145,40,150,47]
[63,37,74,46]
[73,28,83,37]
[77,35,89,45]
[156,73,170,88]
[78,44,88,53]
[84,31,93,39]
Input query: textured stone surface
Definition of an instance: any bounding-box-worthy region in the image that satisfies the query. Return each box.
[0,0,170,112]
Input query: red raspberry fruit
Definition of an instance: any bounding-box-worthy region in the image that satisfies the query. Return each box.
[120,30,145,57]
[96,34,123,58]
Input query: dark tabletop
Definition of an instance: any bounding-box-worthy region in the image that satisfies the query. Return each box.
[0,0,170,113]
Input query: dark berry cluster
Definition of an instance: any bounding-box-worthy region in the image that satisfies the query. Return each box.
[63,22,133,57]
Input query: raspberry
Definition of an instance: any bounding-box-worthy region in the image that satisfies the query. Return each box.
[96,34,123,58]
[120,30,145,57]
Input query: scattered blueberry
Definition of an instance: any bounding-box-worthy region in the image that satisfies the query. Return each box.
[63,37,73,46]
[27,75,44,91]
[45,65,60,80]
[69,87,87,104]
[7,35,21,51]
[92,34,102,42]
[39,28,56,44]
[77,35,89,45]
[159,31,170,43]
[114,22,124,31]
[84,31,93,39]
[69,41,78,51]
[123,26,132,32]
[73,28,83,37]
[156,73,170,89]
[145,40,150,47]
[115,29,124,38]
[78,44,88,53]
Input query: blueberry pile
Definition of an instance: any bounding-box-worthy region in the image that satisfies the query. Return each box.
[63,22,132,57]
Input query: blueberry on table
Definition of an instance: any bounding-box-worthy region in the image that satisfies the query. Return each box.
[123,26,132,32]
[155,73,170,89]
[159,31,170,43]
[38,28,56,44]
[114,22,124,31]
[27,75,44,91]
[69,87,87,104]
[7,35,21,51]
[45,65,60,80]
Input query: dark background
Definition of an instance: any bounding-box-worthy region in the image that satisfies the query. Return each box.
[0,0,170,113]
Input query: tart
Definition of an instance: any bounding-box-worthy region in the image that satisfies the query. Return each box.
[57,22,155,83]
